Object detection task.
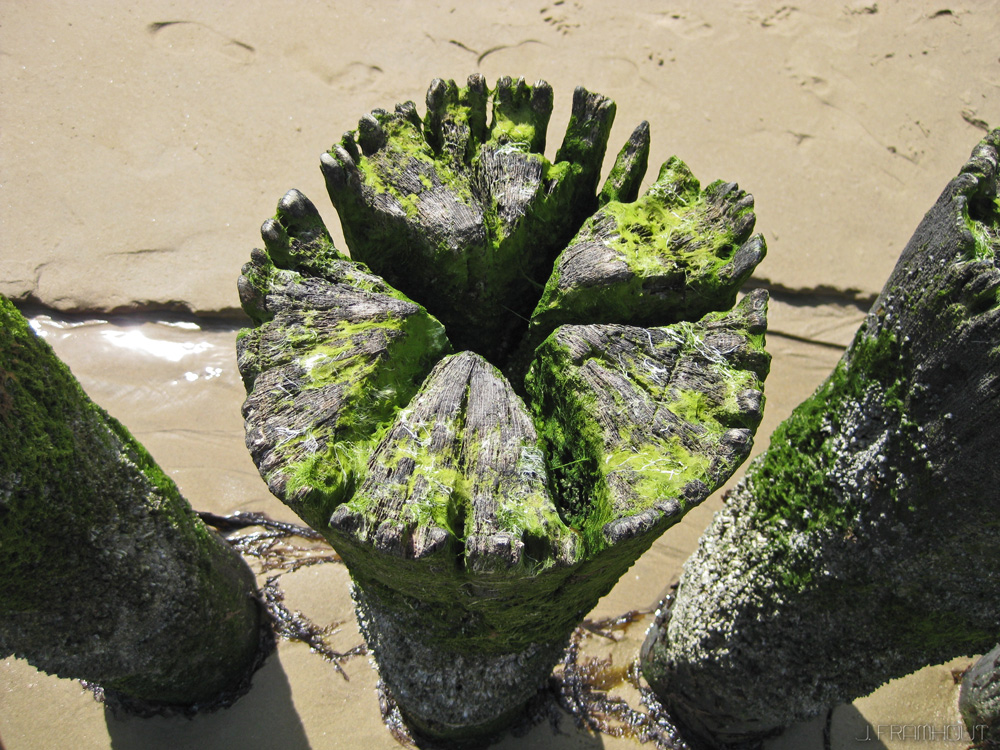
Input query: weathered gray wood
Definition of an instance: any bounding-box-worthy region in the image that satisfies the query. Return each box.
[238,80,770,743]
[331,351,577,571]
[330,352,579,738]
[641,129,1000,747]
[0,296,267,712]
[325,295,767,740]
[526,290,769,553]
[237,189,451,532]
[320,75,631,363]
[597,120,651,207]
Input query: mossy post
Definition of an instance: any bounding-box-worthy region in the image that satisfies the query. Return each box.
[960,645,1000,748]
[0,297,268,712]
[641,130,1000,747]
[238,76,769,742]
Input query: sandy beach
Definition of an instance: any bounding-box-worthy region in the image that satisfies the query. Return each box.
[2,1,998,748]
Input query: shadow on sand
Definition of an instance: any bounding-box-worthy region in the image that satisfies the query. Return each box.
[105,652,312,750]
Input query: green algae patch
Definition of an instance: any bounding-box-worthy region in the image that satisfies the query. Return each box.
[237,190,452,535]
[526,290,770,556]
[965,188,1000,263]
[527,156,766,350]
[486,76,553,152]
[240,296,449,533]
[739,323,926,592]
[324,351,599,657]
[322,75,623,365]
[0,296,265,708]
[0,297,118,613]
[278,309,448,531]
[330,352,578,577]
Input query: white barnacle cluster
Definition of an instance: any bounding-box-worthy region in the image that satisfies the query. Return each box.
[823,381,896,517]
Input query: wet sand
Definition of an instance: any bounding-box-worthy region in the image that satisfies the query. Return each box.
[2,1,998,748]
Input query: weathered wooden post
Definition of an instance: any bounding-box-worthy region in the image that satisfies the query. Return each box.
[0,297,269,712]
[960,645,1000,748]
[237,76,769,742]
[641,129,1000,747]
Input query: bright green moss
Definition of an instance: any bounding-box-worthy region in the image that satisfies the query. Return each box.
[525,313,764,555]
[335,352,578,576]
[352,115,474,208]
[281,439,368,531]
[325,80,619,367]
[273,309,451,531]
[489,118,540,149]
[604,441,710,514]
[528,156,759,346]
[966,193,1000,262]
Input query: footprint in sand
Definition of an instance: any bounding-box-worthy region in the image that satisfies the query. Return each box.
[644,11,715,40]
[539,1,582,35]
[788,70,834,101]
[146,20,255,64]
[283,46,383,90]
[740,4,806,36]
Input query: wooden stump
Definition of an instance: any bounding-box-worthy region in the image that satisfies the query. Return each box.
[237,77,769,742]
[641,129,1000,747]
[0,297,268,712]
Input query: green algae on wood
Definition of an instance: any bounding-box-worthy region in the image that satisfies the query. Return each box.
[328,306,767,739]
[526,290,769,555]
[238,78,770,743]
[238,190,452,533]
[641,128,1000,748]
[330,352,578,578]
[0,296,267,711]
[330,352,584,738]
[320,74,640,363]
[528,156,765,348]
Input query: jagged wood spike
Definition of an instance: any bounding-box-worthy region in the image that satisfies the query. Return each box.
[641,128,1000,747]
[489,75,553,153]
[0,297,268,711]
[424,74,488,162]
[598,120,651,207]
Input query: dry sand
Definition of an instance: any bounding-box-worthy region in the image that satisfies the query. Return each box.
[1,1,998,748]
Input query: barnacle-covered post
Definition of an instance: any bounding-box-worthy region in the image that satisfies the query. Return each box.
[237,75,769,742]
[0,297,268,712]
[960,645,1000,747]
[641,130,1000,747]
